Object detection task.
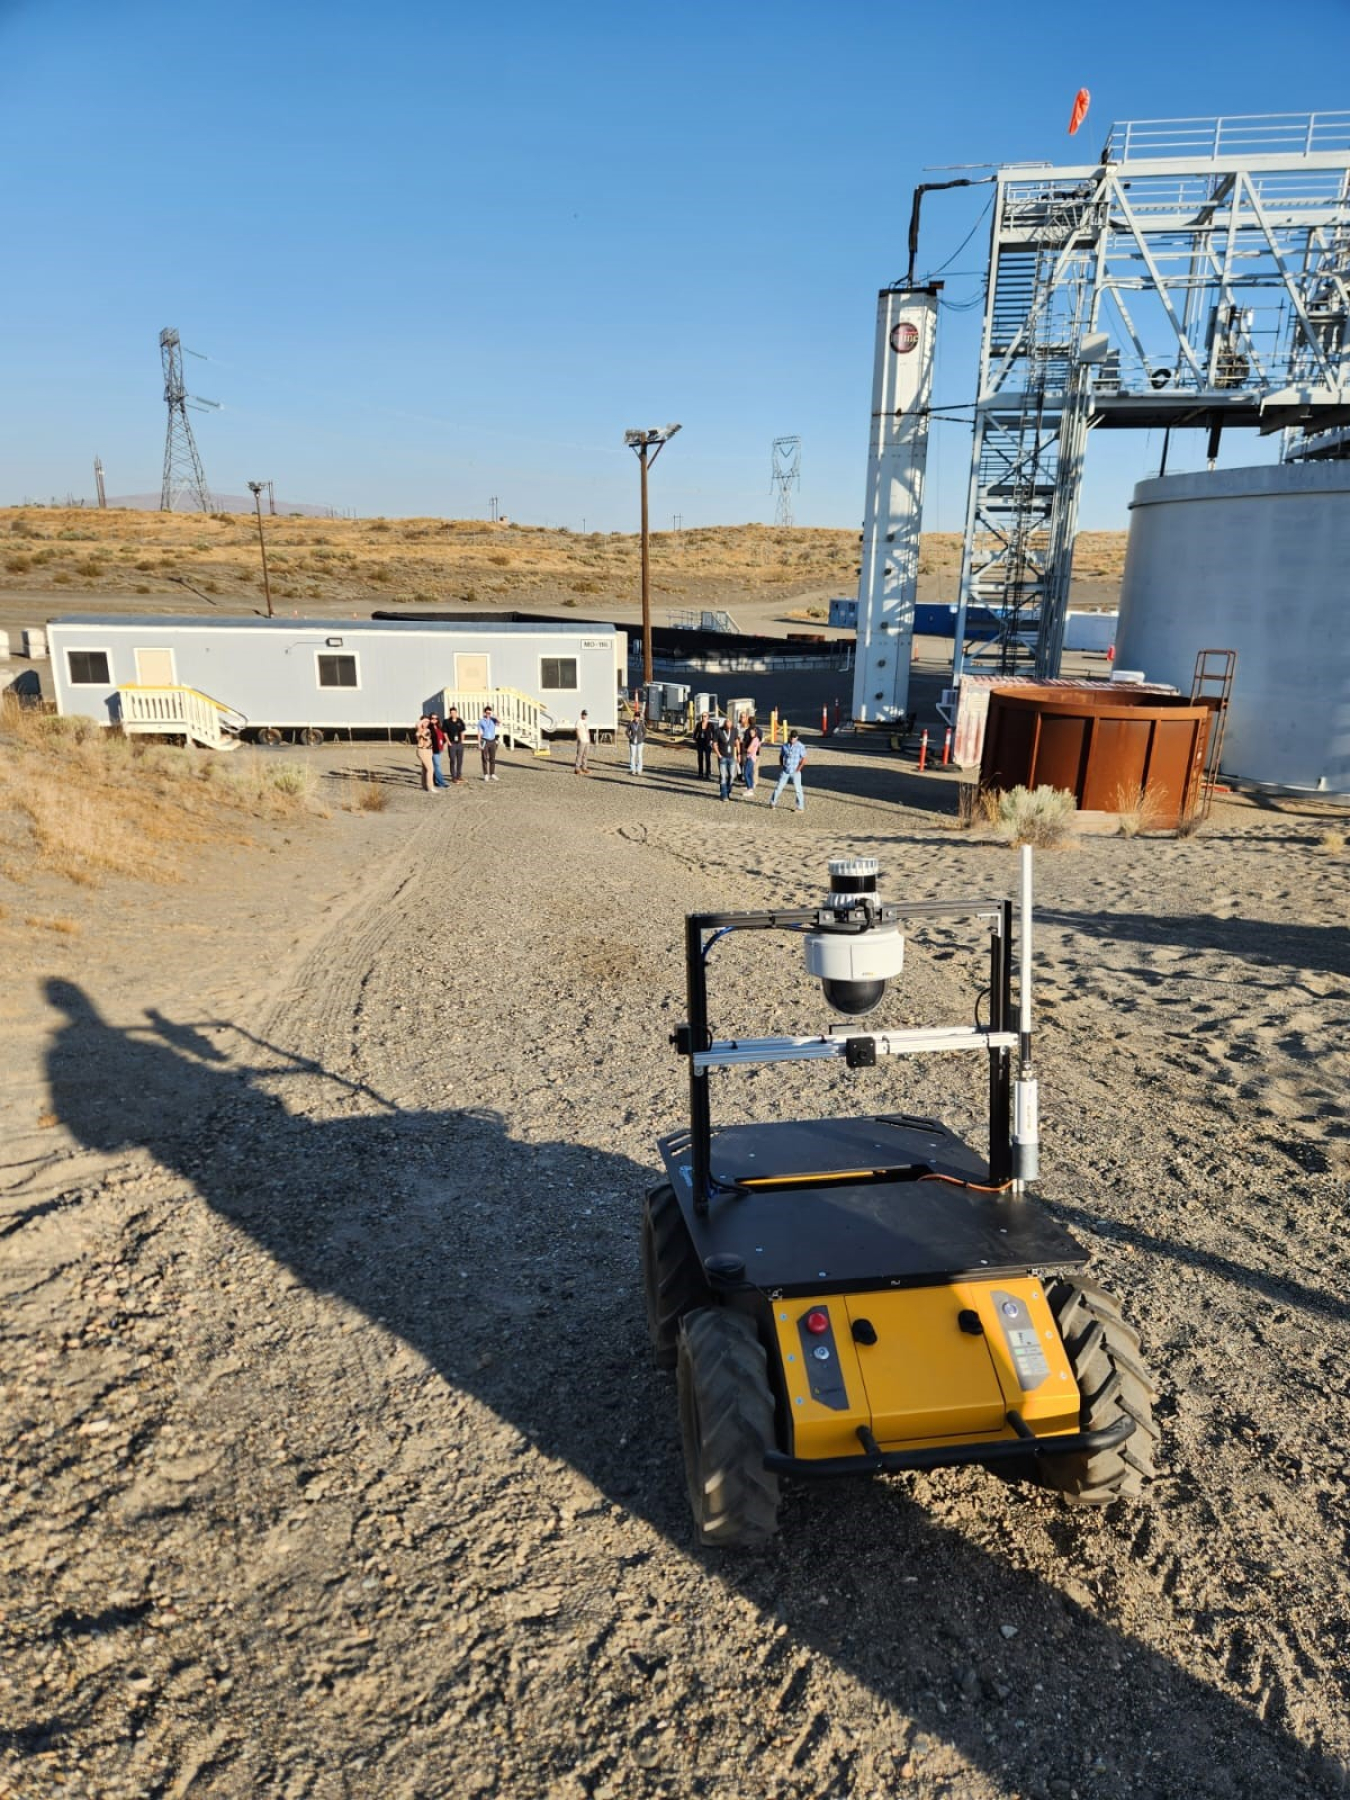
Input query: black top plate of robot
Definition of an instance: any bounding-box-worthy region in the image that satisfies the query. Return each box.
[658,1113,1087,1297]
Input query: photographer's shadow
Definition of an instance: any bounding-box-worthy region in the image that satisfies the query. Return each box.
[41,977,1343,1798]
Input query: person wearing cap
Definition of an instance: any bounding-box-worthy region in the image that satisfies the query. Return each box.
[574,710,591,775]
[769,730,808,811]
[479,705,501,781]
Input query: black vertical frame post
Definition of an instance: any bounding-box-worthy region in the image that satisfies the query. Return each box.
[685,915,713,1213]
[987,901,1014,1184]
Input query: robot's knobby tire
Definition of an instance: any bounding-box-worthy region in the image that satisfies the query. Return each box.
[1033,1276,1161,1507]
[677,1309,781,1548]
[641,1183,710,1369]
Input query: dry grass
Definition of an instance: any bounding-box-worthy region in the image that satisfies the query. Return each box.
[348,774,389,812]
[1318,826,1346,853]
[954,783,983,830]
[0,699,323,890]
[1111,781,1169,838]
[0,505,1126,608]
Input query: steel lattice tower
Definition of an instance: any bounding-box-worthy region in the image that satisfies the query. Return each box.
[952,111,1350,679]
[159,327,213,512]
[771,436,801,526]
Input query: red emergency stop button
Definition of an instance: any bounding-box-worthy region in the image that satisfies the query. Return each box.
[805,1309,830,1335]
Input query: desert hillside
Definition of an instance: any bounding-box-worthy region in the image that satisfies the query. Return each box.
[0,507,1127,621]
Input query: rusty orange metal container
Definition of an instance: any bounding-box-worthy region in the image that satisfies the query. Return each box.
[978,684,1213,826]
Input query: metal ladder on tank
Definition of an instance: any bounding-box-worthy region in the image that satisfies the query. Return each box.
[1189,649,1237,818]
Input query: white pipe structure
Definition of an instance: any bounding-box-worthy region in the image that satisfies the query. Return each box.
[850,285,940,724]
[1012,844,1039,1186]
[1019,844,1034,1043]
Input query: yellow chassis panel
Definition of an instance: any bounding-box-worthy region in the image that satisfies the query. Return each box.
[771,1277,1080,1464]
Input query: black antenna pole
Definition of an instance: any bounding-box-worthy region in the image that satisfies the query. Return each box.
[903,176,994,286]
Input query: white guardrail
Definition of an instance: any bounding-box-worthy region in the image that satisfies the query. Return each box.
[1105,112,1350,163]
[116,685,246,750]
[438,686,551,751]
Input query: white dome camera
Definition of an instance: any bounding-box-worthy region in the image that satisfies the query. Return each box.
[803,858,905,1016]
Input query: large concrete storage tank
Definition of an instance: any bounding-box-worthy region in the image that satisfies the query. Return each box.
[1115,463,1350,793]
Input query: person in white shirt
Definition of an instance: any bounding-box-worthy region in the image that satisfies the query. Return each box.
[574,710,591,775]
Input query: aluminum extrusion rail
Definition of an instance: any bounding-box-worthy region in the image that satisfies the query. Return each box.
[693,1025,1018,1070]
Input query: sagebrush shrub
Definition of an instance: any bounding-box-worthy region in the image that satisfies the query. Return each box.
[987,785,1077,848]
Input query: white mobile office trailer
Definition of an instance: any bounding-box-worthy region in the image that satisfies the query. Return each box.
[45,615,627,745]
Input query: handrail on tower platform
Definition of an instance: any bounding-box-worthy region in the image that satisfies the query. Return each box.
[1106,112,1350,164]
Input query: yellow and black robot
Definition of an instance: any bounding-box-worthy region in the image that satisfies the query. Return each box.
[643,853,1158,1547]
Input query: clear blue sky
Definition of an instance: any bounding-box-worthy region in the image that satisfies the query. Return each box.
[0,0,1341,530]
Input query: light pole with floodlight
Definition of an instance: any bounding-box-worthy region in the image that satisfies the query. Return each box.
[623,424,681,687]
[247,481,274,618]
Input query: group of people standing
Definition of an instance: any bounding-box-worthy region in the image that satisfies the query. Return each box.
[692,712,807,809]
[415,701,807,807]
[414,705,500,790]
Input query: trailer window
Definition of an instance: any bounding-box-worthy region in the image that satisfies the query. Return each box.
[540,657,578,691]
[67,650,111,685]
[317,654,358,689]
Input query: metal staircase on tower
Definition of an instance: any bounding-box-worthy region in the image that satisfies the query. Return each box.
[957,182,1098,677]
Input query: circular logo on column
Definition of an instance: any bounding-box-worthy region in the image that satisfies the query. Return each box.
[889,321,920,354]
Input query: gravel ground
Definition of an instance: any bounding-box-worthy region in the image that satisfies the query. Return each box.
[2,731,1348,1799]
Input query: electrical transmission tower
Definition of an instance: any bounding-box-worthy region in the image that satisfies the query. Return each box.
[771,436,801,526]
[159,327,218,512]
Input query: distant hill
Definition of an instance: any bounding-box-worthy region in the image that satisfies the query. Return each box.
[107,492,339,518]
[0,506,1127,620]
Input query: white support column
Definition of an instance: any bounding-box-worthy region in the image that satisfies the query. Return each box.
[851,285,939,724]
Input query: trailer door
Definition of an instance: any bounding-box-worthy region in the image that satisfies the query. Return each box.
[455,653,489,691]
[134,648,177,686]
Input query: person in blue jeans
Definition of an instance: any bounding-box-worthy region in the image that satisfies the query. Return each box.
[428,714,448,789]
[740,716,762,797]
[714,716,738,801]
[626,706,646,774]
[769,731,808,810]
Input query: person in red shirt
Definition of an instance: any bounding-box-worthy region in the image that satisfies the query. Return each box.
[428,714,448,789]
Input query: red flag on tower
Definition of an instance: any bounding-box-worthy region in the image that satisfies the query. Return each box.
[1068,88,1091,136]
